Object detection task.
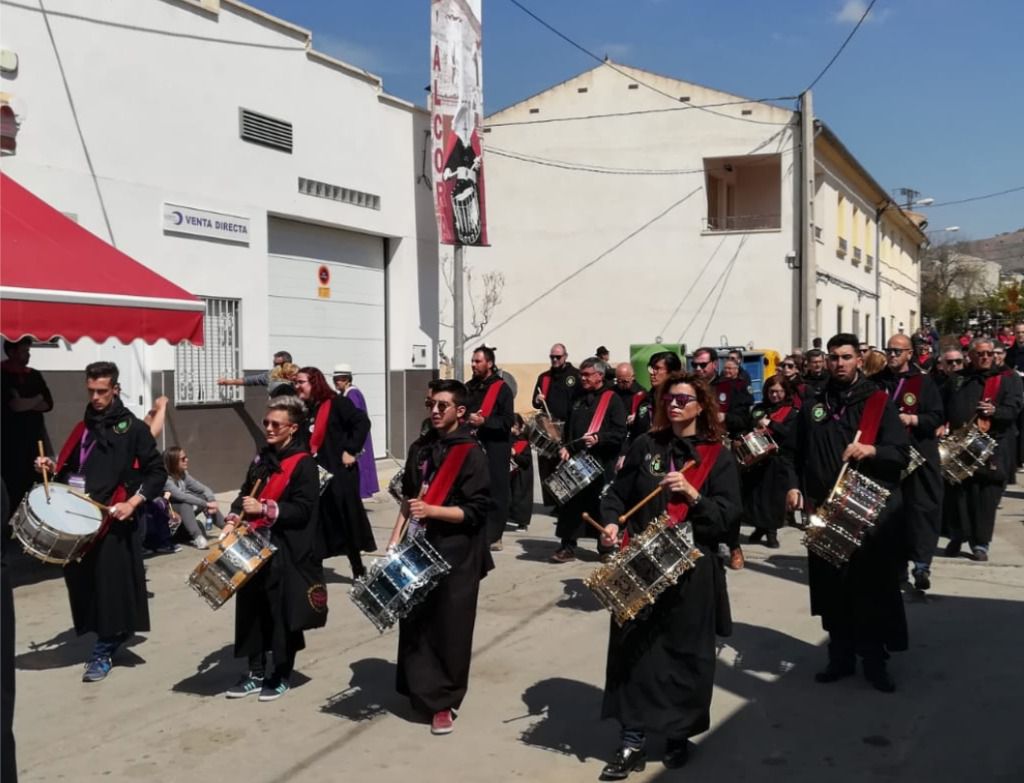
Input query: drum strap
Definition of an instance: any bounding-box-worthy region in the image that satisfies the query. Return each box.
[479,378,505,418]
[512,440,529,456]
[630,391,646,417]
[769,405,793,424]
[540,375,551,399]
[586,390,615,436]
[308,401,332,456]
[55,421,87,474]
[249,452,309,529]
[857,391,889,447]
[982,374,1002,402]
[422,443,474,506]
[621,443,721,549]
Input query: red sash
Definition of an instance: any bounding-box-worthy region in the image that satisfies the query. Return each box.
[586,390,615,436]
[512,440,529,456]
[982,374,1003,402]
[621,442,722,549]
[540,375,551,399]
[479,379,505,418]
[630,391,646,416]
[422,442,475,506]
[308,401,332,456]
[894,374,924,415]
[857,391,889,447]
[769,405,793,424]
[248,451,309,529]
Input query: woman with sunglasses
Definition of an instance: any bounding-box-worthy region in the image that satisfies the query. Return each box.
[744,374,800,549]
[595,372,740,778]
[293,367,376,579]
[221,395,324,702]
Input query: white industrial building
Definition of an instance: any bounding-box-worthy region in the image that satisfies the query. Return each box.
[0,0,439,484]
[466,62,926,386]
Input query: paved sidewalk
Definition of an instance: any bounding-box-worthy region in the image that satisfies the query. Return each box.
[8,480,1024,782]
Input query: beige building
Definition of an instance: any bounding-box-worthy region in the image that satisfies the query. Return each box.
[457,62,925,387]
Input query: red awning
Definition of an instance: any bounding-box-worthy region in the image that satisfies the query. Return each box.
[0,173,204,345]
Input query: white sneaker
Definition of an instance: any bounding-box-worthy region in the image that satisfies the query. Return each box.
[193,535,209,550]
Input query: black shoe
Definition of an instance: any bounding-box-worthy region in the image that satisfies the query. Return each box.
[912,567,931,591]
[352,564,367,580]
[663,738,690,769]
[972,548,989,562]
[815,660,855,683]
[863,662,896,693]
[747,528,765,545]
[944,540,962,557]
[599,746,646,781]
[765,532,780,549]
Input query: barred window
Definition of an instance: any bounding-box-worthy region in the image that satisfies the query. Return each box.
[174,297,243,405]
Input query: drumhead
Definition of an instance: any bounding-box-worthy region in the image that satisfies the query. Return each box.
[26,484,103,535]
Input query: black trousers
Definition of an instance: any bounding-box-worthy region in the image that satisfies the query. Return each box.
[537,453,560,507]
[946,478,1003,548]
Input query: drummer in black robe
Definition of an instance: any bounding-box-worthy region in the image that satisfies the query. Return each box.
[743,374,800,549]
[386,379,492,736]
[465,345,514,549]
[941,337,1023,562]
[551,358,627,563]
[294,367,376,578]
[35,362,165,683]
[874,334,945,590]
[222,395,323,702]
[509,414,534,531]
[596,371,739,778]
[532,343,581,506]
[619,352,682,466]
[782,333,910,692]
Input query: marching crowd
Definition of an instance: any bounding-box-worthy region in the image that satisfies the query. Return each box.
[2,323,1023,781]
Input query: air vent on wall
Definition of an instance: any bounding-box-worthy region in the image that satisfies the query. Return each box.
[298,177,381,210]
[239,108,292,153]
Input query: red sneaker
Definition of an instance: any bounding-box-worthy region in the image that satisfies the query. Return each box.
[431,709,454,735]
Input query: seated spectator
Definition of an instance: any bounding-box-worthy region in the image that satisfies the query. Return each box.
[141,496,182,556]
[164,446,224,549]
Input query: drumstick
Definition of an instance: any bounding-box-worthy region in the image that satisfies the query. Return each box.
[580,512,609,536]
[398,485,428,543]
[540,397,552,419]
[240,479,264,523]
[828,429,862,504]
[68,489,109,513]
[617,459,696,524]
[37,440,51,503]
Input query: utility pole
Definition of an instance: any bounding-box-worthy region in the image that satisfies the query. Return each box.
[453,245,464,380]
[799,90,817,348]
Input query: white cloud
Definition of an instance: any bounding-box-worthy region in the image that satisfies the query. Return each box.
[836,0,875,24]
[313,33,397,75]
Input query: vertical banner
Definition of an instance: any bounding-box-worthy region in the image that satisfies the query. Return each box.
[431,0,488,246]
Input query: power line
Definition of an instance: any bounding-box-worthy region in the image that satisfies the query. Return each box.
[503,0,791,126]
[656,236,729,339]
[488,147,711,176]
[922,185,1024,208]
[804,0,878,92]
[485,96,798,129]
[478,186,704,340]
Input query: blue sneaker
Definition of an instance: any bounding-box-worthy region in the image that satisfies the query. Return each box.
[258,678,290,702]
[225,673,263,699]
[82,656,112,683]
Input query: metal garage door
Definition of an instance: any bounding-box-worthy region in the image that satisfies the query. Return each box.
[268,217,386,453]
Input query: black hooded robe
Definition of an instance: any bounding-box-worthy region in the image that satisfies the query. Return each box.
[466,373,514,543]
[742,402,799,532]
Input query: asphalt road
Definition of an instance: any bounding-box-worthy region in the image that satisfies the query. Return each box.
[7,475,1024,782]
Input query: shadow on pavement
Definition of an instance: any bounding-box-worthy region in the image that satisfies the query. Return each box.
[556,578,604,613]
[16,629,145,670]
[171,643,236,696]
[513,676,615,763]
[7,548,65,589]
[321,657,423,724]
[742,553,808,587]
[515,538,559,563]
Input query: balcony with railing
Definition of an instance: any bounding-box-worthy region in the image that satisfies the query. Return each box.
[837,237,848,256]
[703,213,782,232]
[704,153,781,234]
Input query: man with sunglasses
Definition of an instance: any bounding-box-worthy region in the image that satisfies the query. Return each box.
[932,348,964,389]
[941,338,1023,562]
[874,334,945,591]
[551,358,627,563]
[533,343,581,506]
[386,379,492,735]
[691,347,752,570]
[783,333,911,692]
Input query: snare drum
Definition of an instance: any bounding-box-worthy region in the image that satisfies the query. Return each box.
[387,468,406,502]
[543,452,604,505]
[900,446,926,480]
[585,513,703,626]
[938,425,997,484]
[732,430,778,468]
[349,533,451,632]
[803,469,890,568]
[11,483,104,565]
[317,464,334,495]
[452,182,481,244]
[524,413,564,459]
[187,525,277,609]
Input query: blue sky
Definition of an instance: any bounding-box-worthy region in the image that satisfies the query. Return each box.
[249,0,1023,243]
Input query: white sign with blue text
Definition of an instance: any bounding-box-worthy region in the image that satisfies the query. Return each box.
[162,203,250,245]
